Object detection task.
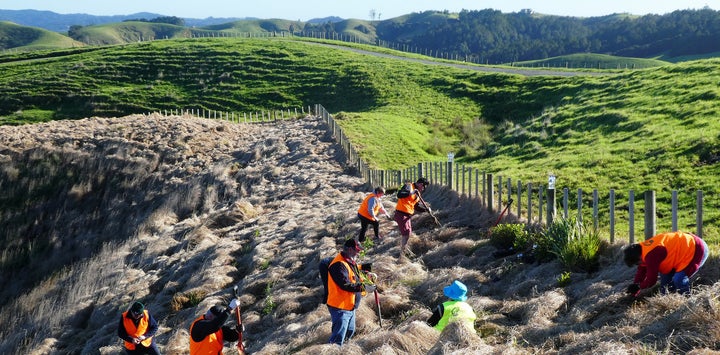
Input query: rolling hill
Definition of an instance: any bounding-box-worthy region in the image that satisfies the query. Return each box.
[0,20,84,50]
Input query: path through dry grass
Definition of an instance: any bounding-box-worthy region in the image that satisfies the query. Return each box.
[0,114,718,354]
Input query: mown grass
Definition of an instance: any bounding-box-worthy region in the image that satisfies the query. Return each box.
[0,37,718,241]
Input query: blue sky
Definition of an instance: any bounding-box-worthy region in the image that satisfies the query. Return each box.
[1,0,716,21]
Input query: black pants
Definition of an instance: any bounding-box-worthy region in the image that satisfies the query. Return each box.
[358,213,379,242]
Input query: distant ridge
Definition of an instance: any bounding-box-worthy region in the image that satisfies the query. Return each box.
[0,9,247,32]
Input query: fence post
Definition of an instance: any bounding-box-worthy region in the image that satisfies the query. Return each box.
[447,160,453,189]
[527,183,533,223]
[475,169,480,200]
[487,174,494,213]
[517,180,522,219]
[546,184,556,226]
[563,188,569,219]
[629,190,635,244]
[461,165,466,197]
[672,190,678,231]
[497,176,503,212]
[609,189,615,243]
[644,190,656,240]
[697,190,703,238]
[538,185,544,224]
[577,188,583,223]
[482,172,487,207]
[593,189,599,232]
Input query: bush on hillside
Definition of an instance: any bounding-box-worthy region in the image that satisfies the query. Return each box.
[535,217,602,272]
[489,223,527,250]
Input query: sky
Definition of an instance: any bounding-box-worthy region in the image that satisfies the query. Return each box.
[1,0,717,21]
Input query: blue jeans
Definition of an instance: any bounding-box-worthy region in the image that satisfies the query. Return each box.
[659,238,709,295]
[327,305,356,346]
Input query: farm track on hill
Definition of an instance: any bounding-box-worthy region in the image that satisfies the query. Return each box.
[312,42,613,77]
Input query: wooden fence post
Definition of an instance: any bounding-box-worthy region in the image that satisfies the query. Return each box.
[697,190,703,238]
[672,190,678,231]
[629,190,635,244]
[546,185,556,226]
[516,180,522,219]
[497,176,503,212]
[609,189,615,243]
[526,183,532,223]
[487,174,494,213]
[577,188,583,223]
[644,190,656,240]
[593,189,599,232]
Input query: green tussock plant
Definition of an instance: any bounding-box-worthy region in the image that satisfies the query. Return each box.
[489,223,527,250]
[538,217,602,272]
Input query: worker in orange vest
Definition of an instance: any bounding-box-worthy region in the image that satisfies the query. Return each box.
[117,301,160,355]
[189,300,241,355]
[393,177,431,257]
[357,186,391,242]
[623,231,709,296]
[326,238,376,346]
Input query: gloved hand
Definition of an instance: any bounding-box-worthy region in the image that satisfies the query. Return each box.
[366,272,378,282]
[364,284,376,293]
[626,283,640,296]
[229,298,240,310]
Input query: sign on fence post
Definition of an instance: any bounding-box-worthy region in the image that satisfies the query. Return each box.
[446,153,454,189]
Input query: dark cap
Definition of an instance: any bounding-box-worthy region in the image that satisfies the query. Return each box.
[344,238,364,252]
[416,177,430,187]
[130,302,144,316]
[205,305,225,319]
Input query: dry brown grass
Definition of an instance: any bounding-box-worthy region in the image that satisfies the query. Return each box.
[1,114,720,355]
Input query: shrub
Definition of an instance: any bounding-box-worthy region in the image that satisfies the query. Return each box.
[489,223,527,250]
[536,217,602,272]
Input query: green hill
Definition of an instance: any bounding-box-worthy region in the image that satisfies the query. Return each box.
[0,21,84,50]
[69,21,196,45]
[510,53,670,69]
[0,38,718,239]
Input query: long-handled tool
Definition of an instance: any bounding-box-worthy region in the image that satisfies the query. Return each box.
[374,289,383,328]
[417,191,441,227]
[487,198,514,237]
[232,285,246,354]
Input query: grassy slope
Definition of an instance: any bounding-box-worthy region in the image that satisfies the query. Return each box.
[512,52,671,69]
[0,21,85,50]
[0,38,718,238]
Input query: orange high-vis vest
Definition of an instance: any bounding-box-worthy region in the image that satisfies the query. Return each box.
[189,315,225,355]
[358,193,381,220]
[640,231,697,274]
[395,184,419,214]
[122,310,153,349]
[326,253,359,311]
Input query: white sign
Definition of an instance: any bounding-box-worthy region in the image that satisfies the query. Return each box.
[548,174,556,190]
[447,152,454,163]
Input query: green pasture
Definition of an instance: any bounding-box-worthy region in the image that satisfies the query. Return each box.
[0,37,718,241]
